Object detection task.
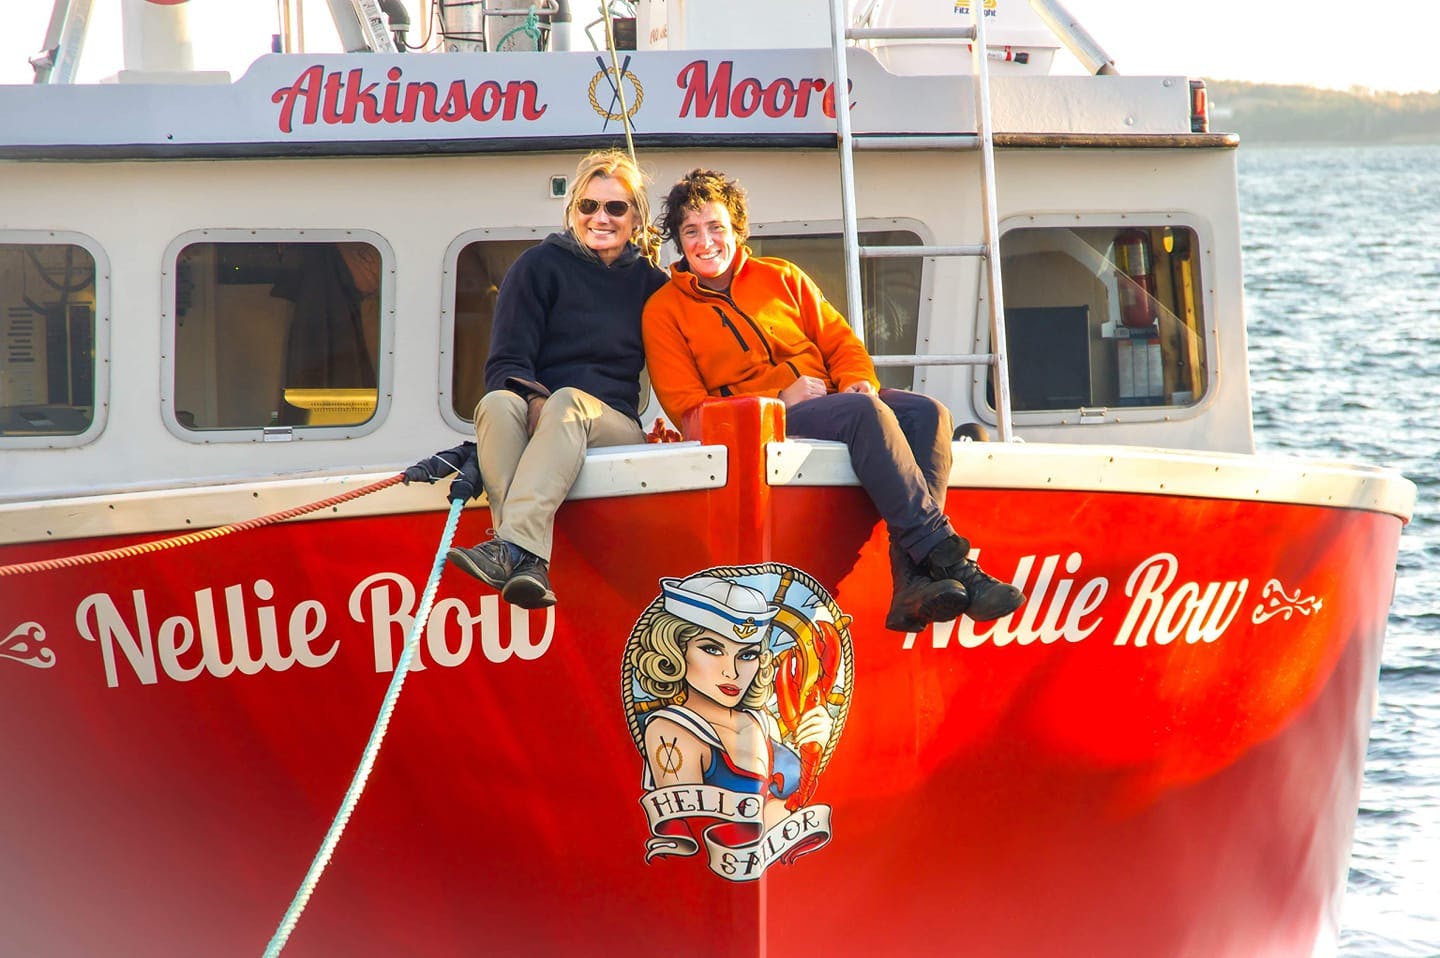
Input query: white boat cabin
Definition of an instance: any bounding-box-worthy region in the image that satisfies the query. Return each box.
[1,0,1249,506]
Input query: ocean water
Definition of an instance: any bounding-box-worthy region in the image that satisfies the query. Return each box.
[1238,143,1440,957]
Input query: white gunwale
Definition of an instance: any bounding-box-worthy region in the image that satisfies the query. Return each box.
[0,440,1413,550]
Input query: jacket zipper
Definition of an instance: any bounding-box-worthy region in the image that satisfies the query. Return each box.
[712,306,750,352]
[693,283,779,367]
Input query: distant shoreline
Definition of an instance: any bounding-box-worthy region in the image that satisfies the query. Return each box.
[1205,80,1440,144]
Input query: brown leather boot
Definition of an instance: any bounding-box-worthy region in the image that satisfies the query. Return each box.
[886,541,969,632]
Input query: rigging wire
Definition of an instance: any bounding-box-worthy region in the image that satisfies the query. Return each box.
[598,1,637,165]
[592,1,662,262]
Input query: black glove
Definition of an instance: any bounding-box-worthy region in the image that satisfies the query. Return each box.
[402,442,481,502]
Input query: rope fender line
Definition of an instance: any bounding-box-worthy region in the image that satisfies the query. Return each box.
[0,473,405,579]
[263,496,465,957]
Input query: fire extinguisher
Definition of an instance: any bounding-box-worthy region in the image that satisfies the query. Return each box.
[1114,229,1158,329]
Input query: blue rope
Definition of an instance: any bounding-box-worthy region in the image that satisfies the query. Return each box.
[263,498,465,957]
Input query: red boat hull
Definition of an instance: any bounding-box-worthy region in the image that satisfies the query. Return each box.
[1,401,1401,957]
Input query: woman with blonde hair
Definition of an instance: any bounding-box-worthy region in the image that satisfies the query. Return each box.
[630,574,833,829]
[447,150,668,608]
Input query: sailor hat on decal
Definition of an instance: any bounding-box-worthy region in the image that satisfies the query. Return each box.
[660,574,780,643]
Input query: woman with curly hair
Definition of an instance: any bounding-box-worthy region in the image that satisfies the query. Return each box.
[642,168,1025,632]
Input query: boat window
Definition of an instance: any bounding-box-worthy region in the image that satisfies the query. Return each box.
[0,241,99,438]
[449,238,539,422]
[748,229,924,390]
[170,238,384,433]
[446,227,925,420]
[997,225,1209,412]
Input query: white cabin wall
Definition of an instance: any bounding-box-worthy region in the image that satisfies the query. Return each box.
[1,154,548,499]
[0,143,1252,502]
[987,147,1252,451]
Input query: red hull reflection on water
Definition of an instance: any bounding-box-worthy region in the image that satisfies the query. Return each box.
[0,400,1400,957]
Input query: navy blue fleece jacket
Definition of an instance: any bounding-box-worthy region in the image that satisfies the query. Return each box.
[484,232,669,424]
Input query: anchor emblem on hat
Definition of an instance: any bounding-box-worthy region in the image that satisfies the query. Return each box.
[658,574,779,644]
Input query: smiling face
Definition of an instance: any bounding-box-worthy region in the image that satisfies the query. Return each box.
[570,174,637,265]
[684,628,762,709]
[678,201,740,290]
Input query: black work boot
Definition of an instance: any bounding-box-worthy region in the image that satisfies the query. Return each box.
[923,535,1025,622]
[886,541,969,632]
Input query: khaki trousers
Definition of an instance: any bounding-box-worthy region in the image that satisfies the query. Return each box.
[474,387,643,560]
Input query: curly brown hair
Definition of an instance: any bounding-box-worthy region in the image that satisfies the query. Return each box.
[658,168,749,256]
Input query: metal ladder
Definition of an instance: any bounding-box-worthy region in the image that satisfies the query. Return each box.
[826,1,1015,441]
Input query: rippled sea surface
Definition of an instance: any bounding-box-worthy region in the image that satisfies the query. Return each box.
[1238,143,1440,957]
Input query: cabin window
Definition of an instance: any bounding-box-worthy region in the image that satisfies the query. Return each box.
[997,224,1209,413]
[747,228,924,390]
[0,240,100,439]
[449,237,541,422]
[446,225,926,423]
[168,235,387,434]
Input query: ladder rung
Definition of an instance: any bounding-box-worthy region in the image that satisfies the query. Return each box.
[854,134,980,151]
[832,0,1014,440]
[871,354,996,367]
[859,244,986,259]
[846,26,977,41]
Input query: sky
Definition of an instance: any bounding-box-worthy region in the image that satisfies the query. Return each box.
[1,0,1437,93]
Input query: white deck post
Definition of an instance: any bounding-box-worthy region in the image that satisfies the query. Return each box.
[120,0,196,73]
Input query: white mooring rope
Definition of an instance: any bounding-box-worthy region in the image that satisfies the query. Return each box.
[263,497,465,956]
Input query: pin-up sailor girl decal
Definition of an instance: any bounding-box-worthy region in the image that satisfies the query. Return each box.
[622,563,853,881]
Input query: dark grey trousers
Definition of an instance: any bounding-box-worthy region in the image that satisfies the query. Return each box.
[785,388,955,563]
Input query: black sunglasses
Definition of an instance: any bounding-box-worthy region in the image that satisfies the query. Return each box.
[576,198,632,217]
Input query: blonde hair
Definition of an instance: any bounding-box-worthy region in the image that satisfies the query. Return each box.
[564,149,660,265]
[630,610,776,710]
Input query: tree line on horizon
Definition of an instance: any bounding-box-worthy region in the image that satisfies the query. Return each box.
[1206,80,1440,143]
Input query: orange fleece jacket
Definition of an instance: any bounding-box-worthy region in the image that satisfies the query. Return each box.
[642,247,880,425]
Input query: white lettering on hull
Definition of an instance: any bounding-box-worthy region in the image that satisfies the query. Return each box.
[1115,553,1247,647]
[76,581,332,687]
[72,572,552,688]
[348,572,552,672]
[906,551,1250,651]
[37,553,1296,684]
